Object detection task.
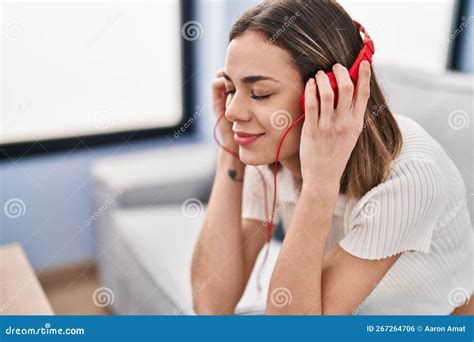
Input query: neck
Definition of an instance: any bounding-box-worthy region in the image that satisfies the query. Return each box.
[280,152,303,190]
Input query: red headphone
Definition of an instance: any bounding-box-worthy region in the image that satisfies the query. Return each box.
[214,20,374,294]
[300,20,374,111]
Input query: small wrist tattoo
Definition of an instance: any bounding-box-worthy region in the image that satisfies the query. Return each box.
[228,169,243,182]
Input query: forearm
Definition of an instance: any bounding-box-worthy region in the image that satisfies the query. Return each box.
[266,182,339,315]
[191,148,246,314]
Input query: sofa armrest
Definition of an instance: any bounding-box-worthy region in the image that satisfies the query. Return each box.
[90,143,217,209]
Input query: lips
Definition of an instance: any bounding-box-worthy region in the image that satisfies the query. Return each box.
[234,131,265,146]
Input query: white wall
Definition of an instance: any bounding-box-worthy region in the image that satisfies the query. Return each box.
[338,0,456,73]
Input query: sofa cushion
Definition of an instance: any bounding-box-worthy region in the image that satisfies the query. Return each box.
[97,204,281,315]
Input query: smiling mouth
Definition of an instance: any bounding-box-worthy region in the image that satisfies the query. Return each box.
[234,132,265,146]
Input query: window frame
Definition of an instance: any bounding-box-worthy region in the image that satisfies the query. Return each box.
[448,0,470,70]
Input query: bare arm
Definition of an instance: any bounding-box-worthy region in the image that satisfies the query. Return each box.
[191,149,267,314]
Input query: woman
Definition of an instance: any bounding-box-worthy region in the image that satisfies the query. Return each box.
[191,0,473,315]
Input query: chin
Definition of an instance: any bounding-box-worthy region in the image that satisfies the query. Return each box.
[238,148,274,166]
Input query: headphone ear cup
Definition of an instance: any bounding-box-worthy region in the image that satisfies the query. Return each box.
[301,72,339,112]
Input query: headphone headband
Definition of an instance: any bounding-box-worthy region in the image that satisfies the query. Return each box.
[349,20,375,81]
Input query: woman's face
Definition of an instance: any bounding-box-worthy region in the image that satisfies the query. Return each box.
[224,31,304,166]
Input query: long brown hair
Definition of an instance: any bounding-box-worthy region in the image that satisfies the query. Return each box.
[229,0,402,199]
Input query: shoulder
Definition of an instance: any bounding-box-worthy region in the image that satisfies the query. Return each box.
[348,155,448,227]
[385,114,454,202]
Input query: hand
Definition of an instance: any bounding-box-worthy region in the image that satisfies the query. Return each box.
[299,61,371,191]
[212,68,236,147]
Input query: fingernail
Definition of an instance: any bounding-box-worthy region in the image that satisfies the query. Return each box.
[317,70,324,76]
[362,60,369,69]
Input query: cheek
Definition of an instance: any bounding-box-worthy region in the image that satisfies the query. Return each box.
[278,123,302,156]
[264,93,304,135]
[265,109,302,143]
[258,91,304,153]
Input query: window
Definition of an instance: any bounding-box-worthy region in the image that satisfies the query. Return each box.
[1,0,196,158]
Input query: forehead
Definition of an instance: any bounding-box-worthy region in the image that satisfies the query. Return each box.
[225,31,300,83]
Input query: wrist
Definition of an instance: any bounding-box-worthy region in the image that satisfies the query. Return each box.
[301,178,340,199]
[218,148,245,171]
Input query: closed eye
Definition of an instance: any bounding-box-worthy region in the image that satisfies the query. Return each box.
[224,89,271,101]
[250,91,271,101]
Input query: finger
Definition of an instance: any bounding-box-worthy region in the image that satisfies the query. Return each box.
[304,78,319,124]
[216,68,224,77]
[315,71,335,125]
[352,61,371,120]
[332,64,354,114]
[212,77,226,95]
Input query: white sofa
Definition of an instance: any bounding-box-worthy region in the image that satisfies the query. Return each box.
[91,144,281,315]
[90,64,473,315]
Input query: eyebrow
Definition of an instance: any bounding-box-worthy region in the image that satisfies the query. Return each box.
[223,72,279,84]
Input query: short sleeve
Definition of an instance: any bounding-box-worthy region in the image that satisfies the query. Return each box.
[339,159,449,260]
[241,165,279,226]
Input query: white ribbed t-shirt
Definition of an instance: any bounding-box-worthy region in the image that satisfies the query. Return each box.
[241,114,473,315]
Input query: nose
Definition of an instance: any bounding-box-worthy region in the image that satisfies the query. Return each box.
[224,93,252,123]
